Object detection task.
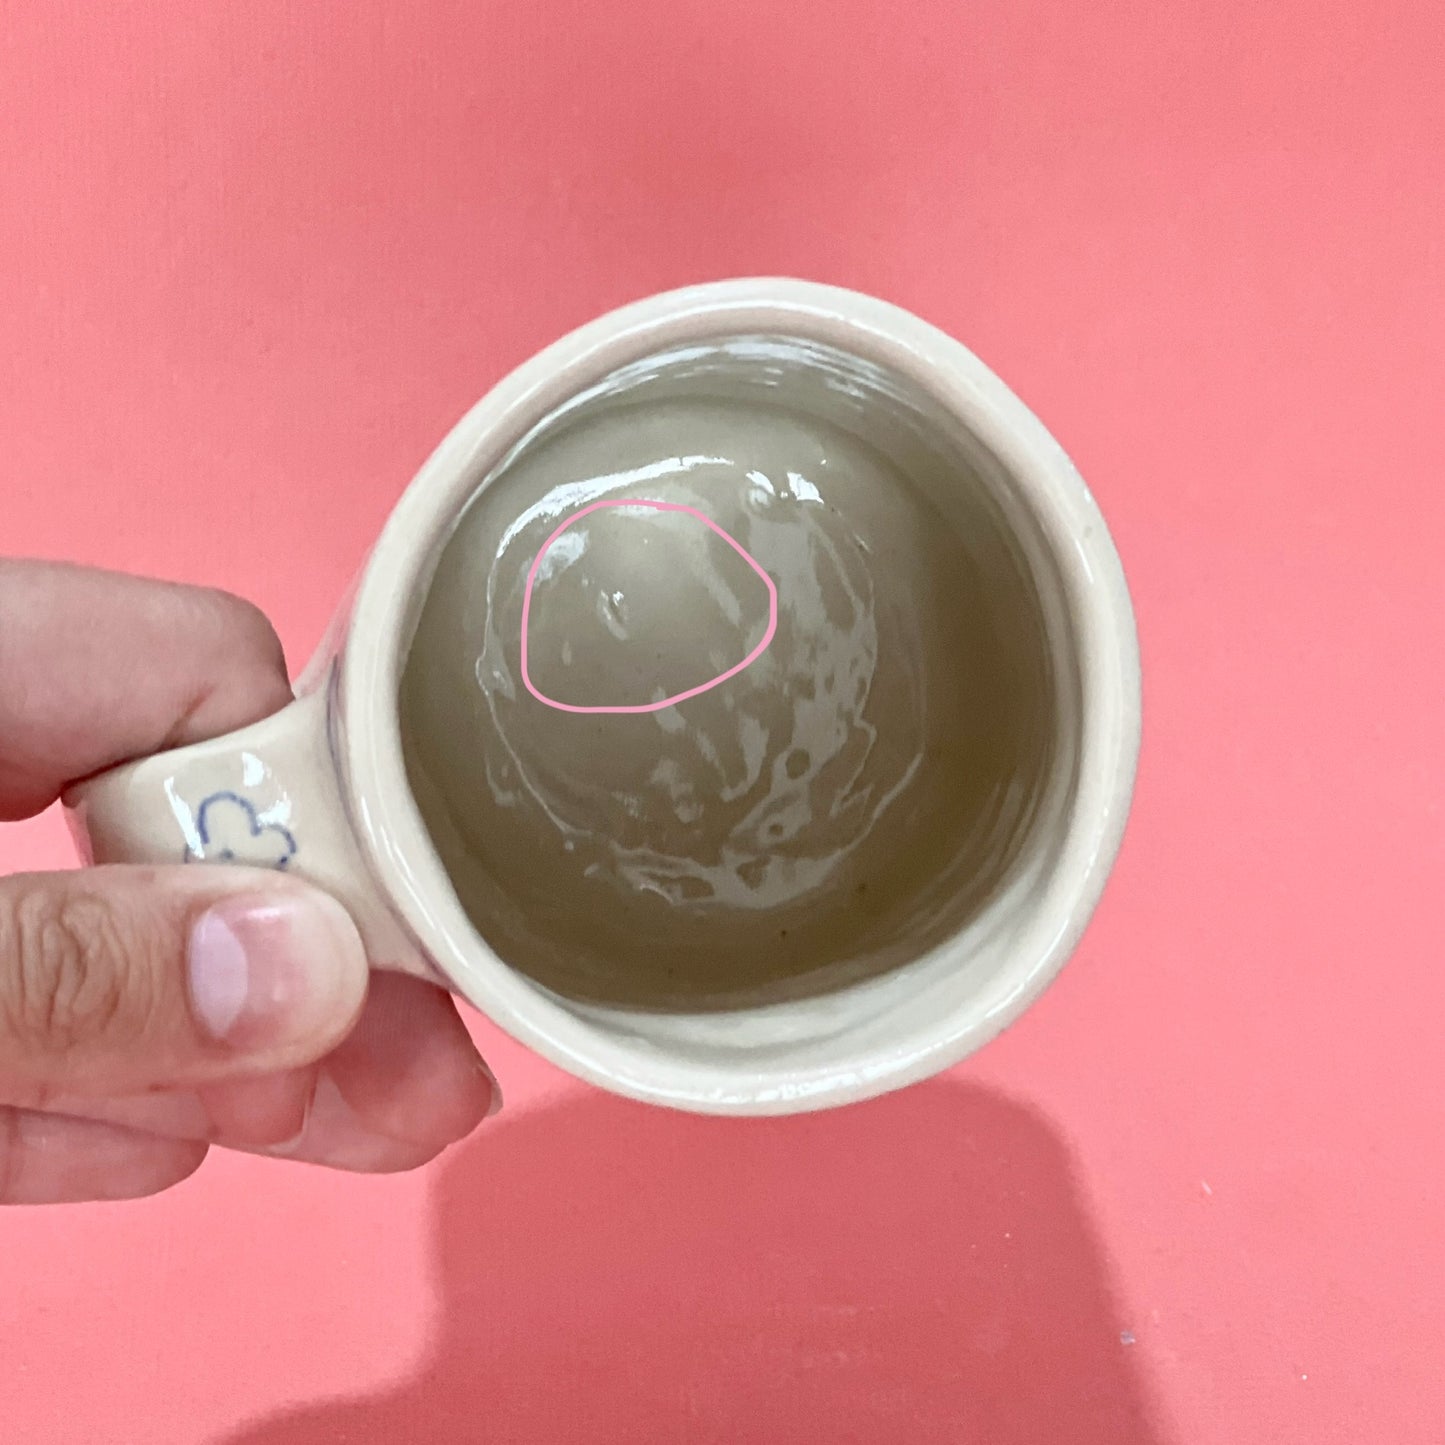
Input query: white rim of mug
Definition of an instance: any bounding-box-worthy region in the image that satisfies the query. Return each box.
[342,278,1142,1114]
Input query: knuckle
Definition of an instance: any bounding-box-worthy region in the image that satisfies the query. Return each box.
[0,884,150,1052]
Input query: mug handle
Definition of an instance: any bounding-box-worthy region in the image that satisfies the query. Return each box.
[64,672,440,984]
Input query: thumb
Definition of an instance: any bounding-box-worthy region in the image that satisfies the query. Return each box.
[0,865,368,1098]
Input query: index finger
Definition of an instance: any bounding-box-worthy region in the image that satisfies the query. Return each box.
[0,560,293,820]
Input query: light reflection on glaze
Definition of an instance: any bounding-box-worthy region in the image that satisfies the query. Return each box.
[469,433,925,912]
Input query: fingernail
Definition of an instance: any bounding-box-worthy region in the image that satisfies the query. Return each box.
[477,1057,503,1118]
[188,891,367,1054]
[266,1075,430,1173]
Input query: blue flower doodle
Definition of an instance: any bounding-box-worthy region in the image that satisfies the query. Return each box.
[186,791,297,870]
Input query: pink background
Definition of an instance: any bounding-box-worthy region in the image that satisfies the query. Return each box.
[2,3,1443,1441]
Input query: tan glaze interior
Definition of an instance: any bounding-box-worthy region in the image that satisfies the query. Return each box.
[400,336,1077,1016]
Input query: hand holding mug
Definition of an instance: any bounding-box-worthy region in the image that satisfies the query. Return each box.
[0,563,497,1205]
[72,281,1141,1119]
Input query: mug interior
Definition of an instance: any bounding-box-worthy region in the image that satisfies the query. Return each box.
[345,283,1133,1112]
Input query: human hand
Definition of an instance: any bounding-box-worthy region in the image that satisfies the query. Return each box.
[0,560,498,1204]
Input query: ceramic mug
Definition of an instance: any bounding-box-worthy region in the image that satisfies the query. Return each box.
[69,279,1141,1116]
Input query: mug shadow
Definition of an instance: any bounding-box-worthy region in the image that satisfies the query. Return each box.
[225,1082,1171,1444]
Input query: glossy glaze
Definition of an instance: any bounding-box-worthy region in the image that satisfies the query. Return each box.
[401,339,1057,1009]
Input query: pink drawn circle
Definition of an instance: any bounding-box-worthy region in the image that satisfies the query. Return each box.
[519,498,778,715]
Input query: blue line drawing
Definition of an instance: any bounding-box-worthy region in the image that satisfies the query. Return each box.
[184,791,298,870]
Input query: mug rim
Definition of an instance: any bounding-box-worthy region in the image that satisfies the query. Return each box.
[342,277,1141,1114]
